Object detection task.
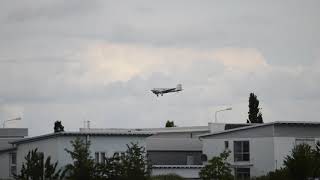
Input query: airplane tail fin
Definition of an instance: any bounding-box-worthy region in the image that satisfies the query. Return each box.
[176,84,182,91]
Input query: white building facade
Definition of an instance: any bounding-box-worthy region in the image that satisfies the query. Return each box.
[201,122,320,179]
[0,131,152,179]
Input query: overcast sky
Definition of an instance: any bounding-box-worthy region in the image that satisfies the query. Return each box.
[1,0,320,136]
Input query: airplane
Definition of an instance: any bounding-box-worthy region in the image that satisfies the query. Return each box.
[151,84,183,97]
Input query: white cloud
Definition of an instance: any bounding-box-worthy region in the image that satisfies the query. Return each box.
[69,43,270,86]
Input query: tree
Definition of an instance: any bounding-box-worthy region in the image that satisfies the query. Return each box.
[54,121,64,133]
[253,143,320,180]
[165,120,176,127]
[199,151,233,180]
[15,148,62,180]
[99,143,151,180]
[284,143,315,180]
[121,143,151,179]
[64,138,98,180]
[247,93,263,123]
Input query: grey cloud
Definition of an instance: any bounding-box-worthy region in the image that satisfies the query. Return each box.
[0,0,320,135]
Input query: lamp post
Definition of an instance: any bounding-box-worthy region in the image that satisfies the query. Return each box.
[215,107,232,123]
[2,117,22,128]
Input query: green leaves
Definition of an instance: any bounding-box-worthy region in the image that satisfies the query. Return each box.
[199,150,233,180]
[248,93,263,123]
[98,142,151,180]
[284,143,319,180]
[64,138,97,180]
[254,142,320,180]
[64,138,150,180]
[15,148,63,180]
[54,121,64,133]
[165,121,176,128]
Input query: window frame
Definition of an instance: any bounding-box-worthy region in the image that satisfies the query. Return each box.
[235,167,250,180]
[9,152,17,177]
[234,141,250,162]
[225,141,229,149]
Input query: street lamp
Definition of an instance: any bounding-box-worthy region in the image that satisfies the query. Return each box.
[2,117,22,128]
[215,107,232,123]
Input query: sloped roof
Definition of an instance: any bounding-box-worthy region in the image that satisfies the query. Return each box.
[11,131,155,145]
[199,121,320,138]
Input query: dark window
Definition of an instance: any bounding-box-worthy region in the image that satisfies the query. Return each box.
[225,141,229,149]
[235,168,250,180]
[95,152,99,163]
[101,152,106,162]
[9,152,17,176]
[234,141,250,162]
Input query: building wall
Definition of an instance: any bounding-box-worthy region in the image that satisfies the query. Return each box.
[0,128,28,151]
[16,135,147,173]
[0,152,10,179]
[150,131,207,139]
[152,167,202,179]
[203,125,274,139]
[16,137,60,173]
[202,137,275,177]
[273,137,295,169]
[148,151,202,165]
[274,125,320,137]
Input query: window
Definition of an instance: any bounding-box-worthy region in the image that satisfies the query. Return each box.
[235,168,250,180]
[186,155,194,165]
[95,152,99,163]
[225,141,229,149]
[101,152,106,164]
[234,141,250,162]
[95,152,107,163]
[9,152,17,176]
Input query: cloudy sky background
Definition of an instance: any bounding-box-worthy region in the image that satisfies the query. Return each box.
[0,0,319,136]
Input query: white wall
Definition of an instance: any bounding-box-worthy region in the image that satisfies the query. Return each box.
[152,167,201,179]
[16,135,148,173]
[16,137,60,173]
[0,152,10,179]
[202,137,275,177]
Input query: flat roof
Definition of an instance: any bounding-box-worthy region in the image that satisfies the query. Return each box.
[80,126,209,133]
[0,128,28,137]
[11,131,155,145]
[199,121,320,138]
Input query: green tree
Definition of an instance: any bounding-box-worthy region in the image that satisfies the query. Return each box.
[199,151,233,180]
[165,120,175,127]
[253,143,320,180]
[54,121,64,133]
[64,138,98,180]
[99,143,150,180]
[252,169,289,180]
[247,93,263,123]
[15,148,62,180]
[284,143,314,180]
[312,141,320,177]
[121,143,151,179]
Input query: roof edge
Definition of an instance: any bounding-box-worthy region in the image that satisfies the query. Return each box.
[11,131,155,145]
[199,121,320,138]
